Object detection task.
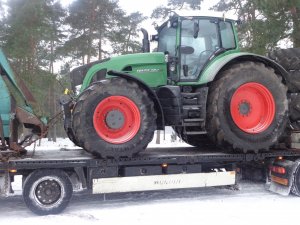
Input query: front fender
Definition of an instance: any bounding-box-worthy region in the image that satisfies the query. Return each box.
[183,52,289,85]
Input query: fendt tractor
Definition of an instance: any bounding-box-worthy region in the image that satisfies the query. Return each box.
[62,12,300,158]
[0,50,47,154]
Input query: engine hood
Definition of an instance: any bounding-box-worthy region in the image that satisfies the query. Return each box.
[76,52,167,92]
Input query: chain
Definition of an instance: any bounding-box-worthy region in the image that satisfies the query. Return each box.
[22,110,64,150]
[0,110,64,161]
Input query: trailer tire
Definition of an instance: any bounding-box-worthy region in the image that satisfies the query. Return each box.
[23,170,73,215]
[72,78,156,158]
[207,61,288,152]
[268,48,300,70]
[291,161,300,196]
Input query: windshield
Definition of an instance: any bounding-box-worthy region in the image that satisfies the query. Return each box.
[157,25,177,56]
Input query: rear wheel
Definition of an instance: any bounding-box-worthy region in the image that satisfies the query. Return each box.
[207,62,288,152]
[269,48,300,70]
[72,78,156,158]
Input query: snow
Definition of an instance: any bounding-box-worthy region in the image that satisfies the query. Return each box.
[25,127,190,152]
[2,180,300,225]
[1,129,300,224]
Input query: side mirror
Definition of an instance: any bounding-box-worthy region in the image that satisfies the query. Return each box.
[193,21,199,38]
[151,34,159,42]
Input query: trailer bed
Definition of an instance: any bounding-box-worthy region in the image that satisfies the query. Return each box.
[2,146,300,171]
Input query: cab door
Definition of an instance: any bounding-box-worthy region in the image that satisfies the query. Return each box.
[180,19,220,81]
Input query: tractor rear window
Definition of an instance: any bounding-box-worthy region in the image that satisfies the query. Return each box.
[220,22,236,49]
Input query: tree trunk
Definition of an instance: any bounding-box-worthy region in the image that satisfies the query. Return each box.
[98,39,102,60]
[156,130,160,144]
[291,7,300,48]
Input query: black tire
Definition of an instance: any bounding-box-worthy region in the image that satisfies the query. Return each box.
[23,170,73,215]
[64,126,81,147]
[207,61,288,152]
[268,48,300,70]
[291,161,300,196]
[173,126,214,148]
[72,78,156,158]
[284,70,300,92]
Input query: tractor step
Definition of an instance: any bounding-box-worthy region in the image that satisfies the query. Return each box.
[184,118,204,122]
[183,105,202,109]
[183,122,202,126]
[185,131,207,135]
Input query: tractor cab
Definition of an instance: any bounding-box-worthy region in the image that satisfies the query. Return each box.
[146,13,239,82]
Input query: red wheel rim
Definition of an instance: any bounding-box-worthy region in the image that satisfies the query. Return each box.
[230,82,275,134]
[93,96,141,144]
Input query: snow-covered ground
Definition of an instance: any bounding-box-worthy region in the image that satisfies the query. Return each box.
[1,128,300,224]
[1,181,300,225]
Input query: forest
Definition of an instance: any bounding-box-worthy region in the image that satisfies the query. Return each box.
[0,0,299,140]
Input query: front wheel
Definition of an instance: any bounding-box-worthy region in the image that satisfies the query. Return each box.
[207,62,288,152]
[72,78,157,158]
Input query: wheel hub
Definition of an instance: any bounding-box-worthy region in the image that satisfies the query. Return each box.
[238,100,251,116]
[93,96,141,144]
[230,82,275,134]
[105,110,125,129]
[35,180,61,205]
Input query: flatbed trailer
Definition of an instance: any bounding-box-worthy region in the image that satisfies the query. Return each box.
[1,146,300,215]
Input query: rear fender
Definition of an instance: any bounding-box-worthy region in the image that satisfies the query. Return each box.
[200,53,289,84]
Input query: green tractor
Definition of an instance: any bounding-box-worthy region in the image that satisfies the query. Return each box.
[62,13,299,158]
[0,49,47,153]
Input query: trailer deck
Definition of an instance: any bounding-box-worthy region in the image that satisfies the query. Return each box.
[2,146,300,215]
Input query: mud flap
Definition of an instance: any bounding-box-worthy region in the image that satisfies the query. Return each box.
[268,161,300,196]
[0,171,10,197]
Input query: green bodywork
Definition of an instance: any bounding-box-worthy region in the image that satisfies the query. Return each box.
[78,16,244,93]
[81,52,168,91]
[77,15,281,96]
[0,77,11,137]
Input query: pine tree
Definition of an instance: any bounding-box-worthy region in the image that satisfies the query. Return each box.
[63,0,122,64]
[151,0,203,20]
[212,0,300,53]
[109,12,146,55]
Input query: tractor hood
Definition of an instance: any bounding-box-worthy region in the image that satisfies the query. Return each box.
[70,52,168,93]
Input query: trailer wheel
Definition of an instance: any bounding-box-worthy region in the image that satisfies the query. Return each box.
[72,78,156,158]
[23,170,73,215]
[207,61,288,152]
[269,48,300,70]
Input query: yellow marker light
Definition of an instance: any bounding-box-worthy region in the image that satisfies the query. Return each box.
[271,175,288,186]
[64,88,70,95]
[161,163,168,168]
[9,169,17,173]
